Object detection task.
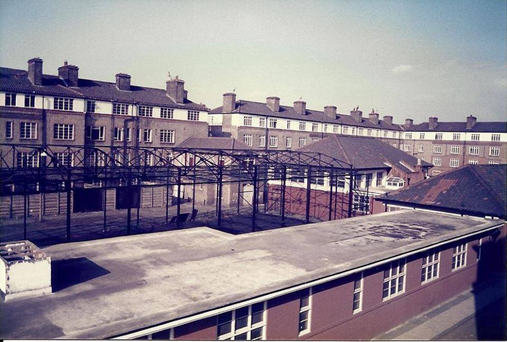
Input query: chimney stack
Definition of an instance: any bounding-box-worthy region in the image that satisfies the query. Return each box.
[27,58,43,86]
[115,73,131,91]
[324,106,337,119]
[222,93,237,113]
[58,61,79,87]
[166,76,185,103]
[369,112,379,125]
[404,118,413,129]
[350,108,363,122]
[383,115,393,125]
[294,100,307,115]
[466,115,477,129]
[428,117,439,130]
[266,96,280,112]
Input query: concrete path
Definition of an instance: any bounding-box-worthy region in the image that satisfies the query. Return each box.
[374,275,506,340]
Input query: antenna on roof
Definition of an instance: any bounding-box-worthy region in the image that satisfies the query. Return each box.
[233,87,236,93]
[300,95,302,100]
[167,71,171,80]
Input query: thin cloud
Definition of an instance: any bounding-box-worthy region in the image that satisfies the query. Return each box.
[392,65,414,75]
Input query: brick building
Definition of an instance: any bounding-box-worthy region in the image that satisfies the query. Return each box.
[267,135,432,220]
[1,210,504,340]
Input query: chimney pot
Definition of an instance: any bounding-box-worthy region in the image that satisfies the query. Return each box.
[369,112,380,125]
[58,62,79,87]
[222,93,237,113]
[27,58,43,86]
[350,109,363,123]
[428,117,439,130]
[115,73,131,91]
[166,77,185,103]
[324,106,337,119]
[383,115,393,125]
[466,115,477,129]
[294,100,307,115]
[266,96,280,112]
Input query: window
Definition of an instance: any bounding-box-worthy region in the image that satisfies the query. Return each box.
[418,144,424,153]
[114,127,124,141]
[54,97,73,111]
[376,172,383,187]
[86,126,105,141]
[358,128,364,136]
[391,131,396,138]
[367,129,372,136]
[5,121,13,139]
[382,259,406,300]
[323,124,328,132]
[53,124,74,140]
[290,168,305,183]
[269,136,278,147]
[286,137,292,148]
[491,134,500,141]
[24,94,35,107]
[405,133,412,139]
[86,100,96,113]
[310,171,325,185]
[298,288,312,335]
[383,130,388,138]
[333,125,339,133]
[421,249,440,284]
[353,273,363,314]
[469,146,479,155]
[17,151,39,168]
[488,160,500,165]
[365,173,373,188]
[353,194,370,213]
[452,133,461,140]
[452,243,467,271]
[55,152,73,167]
[298,137,307,147]
[137,328,174,340]
[419,133,425,139]
[286,120,291,130]
[433,145,442,154]
[143,129,153,143]
[113,103,129,115]
[87,151,106,167]
[244,116,253,126]
[311,138,319,143]
[187,110,200,121]
[259,135,266,148]
[435,133,443,140]
[125,128,131,142]
[160,129,175,143]
[160,107,174,119]
[20,122,37,139]
[343,126,349,134]
[450,145,460,154]
[468,160,478,165]
[489,147,500,157]
[243,134,253,146]
[450,159,460,168]
[216,302,266,340]
[259,118,266,127]
[404,144,412,152]
[299,122,306,131]
[138,105,153,117]
[477,238,482,262]
[432,157,441,166]
[269,118,277,128]
[5,93,17,106]
[471,133,480,141]
[311,123,319,132]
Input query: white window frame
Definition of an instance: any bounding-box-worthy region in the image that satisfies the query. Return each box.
[160,107,174,119]
[432,157,442,166]
[298,137,307,147]
[418,144,424,153]
[311,123,319,132]
[452,243,467,271]
[333,125,339,133]
[452,133,461,141]
[269,118,277,129]
[469,146,479,155]
[5,92,17,106]
[187,110,200,121]
[5,121,13,139]
[450,145,460,154]
[352,272,363,314]
[114,127,124,141]
[143,129,153,143]
[491,134,500,141]
[216,302,266,340]
[488,160,500,165]
[24,94,35,108]
[113,103,129,115]
[53,124,74,140]
[160,129,175,144]
[17,151,39,168]
[54,97,74,111]
[298,288,312,336]
[343,126,349,134]
[243,116,253,126]
[20,122,37,139]
[421,249,440,284]
[405,133,413,139]
[286,137,292,148]
[86,100,96,113]
[259,135,266,148]
[86,126,105,141]
[55,152,74,167]
[419,133,425,139]
[382,259,406,301]
[471,133,480,141]
[433,145,442,154]
[138,105,153,117]
[286,120,291,130]
[269,135,278,147]
[243,134,253,147]
[450,158,460,168]
[468,160,478,165]
[489,146,500,157]
[435,133,443,140]
[299,122,306,131]
[258,117,266,128]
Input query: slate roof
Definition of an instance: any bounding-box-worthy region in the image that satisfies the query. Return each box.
[377,164,507,218]
[209,100,403,130]
[405,121,506,133]
[0,67,207,111]
[176,137,252,150]
[297,135,432,172]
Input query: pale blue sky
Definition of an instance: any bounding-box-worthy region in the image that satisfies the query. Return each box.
[1,0,505,122]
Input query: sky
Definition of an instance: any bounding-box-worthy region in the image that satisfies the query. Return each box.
[0,0,505,123]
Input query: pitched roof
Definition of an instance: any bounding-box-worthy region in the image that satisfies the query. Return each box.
[209,100,403,130]
[297,134,432,172]
[377,164,507,218]
[0,67,207,111]
[176,137,252,150]
[405,121,506,133]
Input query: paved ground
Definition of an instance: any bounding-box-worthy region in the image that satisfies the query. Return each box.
[375,274,506,340]
[0,202,309,247]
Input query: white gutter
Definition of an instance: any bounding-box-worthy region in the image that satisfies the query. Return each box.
[115,221,504,339]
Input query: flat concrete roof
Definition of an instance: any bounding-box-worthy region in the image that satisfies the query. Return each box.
[0,211,503,339]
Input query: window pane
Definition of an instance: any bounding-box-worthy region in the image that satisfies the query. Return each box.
[252,312,263,325]
[299,320,308,332]
[252,302,264,314]
[299,311,308,322]
[235,332,247,340]
[251,327,263,340]
[398,276,404,292]
[218,312,232,325]
[152,329,170,340]
[235,316,248,331]
[300,296,309,308]
[218,322,231,336]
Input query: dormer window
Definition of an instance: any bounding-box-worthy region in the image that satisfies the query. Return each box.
[54,97,73,111]
[113,103,129,115]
